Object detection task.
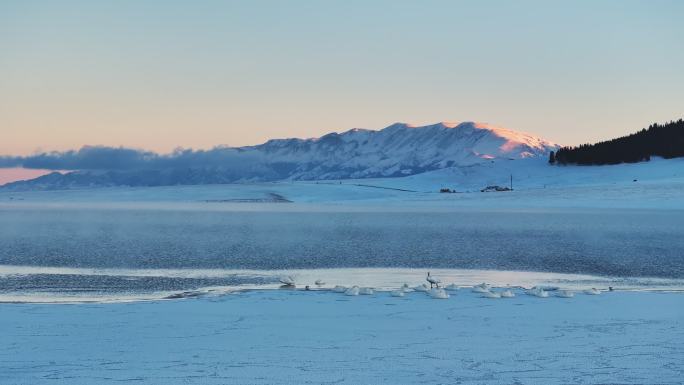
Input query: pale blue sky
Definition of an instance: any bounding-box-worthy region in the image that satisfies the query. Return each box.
[1,0,683,155]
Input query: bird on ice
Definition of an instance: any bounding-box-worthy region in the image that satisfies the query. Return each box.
[429,288,449,299]
[279,276,295,286]
[481,290,501,299]
[344,286,360,296]
[584,288,601,295]
[471,283,491,293]
[426,272,441,288]
[526,287,549,298]
[413,283,429,292]
[444,283,460,291]
[359,287,374,295]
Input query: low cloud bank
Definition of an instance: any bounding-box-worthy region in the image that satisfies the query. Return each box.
[0,146,260,171]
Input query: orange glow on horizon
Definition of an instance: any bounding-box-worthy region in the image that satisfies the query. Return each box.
[0,168,57,185]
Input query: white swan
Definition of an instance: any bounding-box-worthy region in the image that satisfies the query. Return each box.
[444,283,460,291]
[556,290,574,298]
[481,290,501,299]
[429,288,449,299]
[332,285,347,293]
[315,279,325,286]
[359,287,374,295]
[584,288,601,295]
[413,283,429,292]
[471,283,491,293]
[525,286,539,295]
[426,272,441,288]
[344,286,360,296]
[279,276,295,286]
[500,289,515,298]
[390,290,405,297]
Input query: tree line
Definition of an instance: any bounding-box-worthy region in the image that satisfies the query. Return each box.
[550,119,684,165]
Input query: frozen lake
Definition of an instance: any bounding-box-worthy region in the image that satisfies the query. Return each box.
[1,204,682,275]
[1,200,684,301]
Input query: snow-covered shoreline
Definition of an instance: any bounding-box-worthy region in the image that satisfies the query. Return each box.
[3,266,684,304]
[2,289,682,384]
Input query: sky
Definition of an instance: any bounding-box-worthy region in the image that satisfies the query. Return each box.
[1,0,683,157]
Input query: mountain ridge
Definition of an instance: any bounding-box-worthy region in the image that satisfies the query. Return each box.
[0,121,559,190]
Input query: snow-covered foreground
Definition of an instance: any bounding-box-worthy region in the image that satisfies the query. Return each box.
[1,289,682,384]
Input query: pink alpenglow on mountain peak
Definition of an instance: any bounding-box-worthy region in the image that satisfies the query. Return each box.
[256,121,561,179]
[350,121,559,163]
[468,122,559,156]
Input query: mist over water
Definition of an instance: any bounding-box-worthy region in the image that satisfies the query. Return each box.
[1,203,683,301]
[2,205,682,275]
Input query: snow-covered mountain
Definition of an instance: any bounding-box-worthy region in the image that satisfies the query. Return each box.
[1,121,558,190]
[249,121,557,179]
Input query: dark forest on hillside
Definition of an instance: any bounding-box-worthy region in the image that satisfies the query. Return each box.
[551,119,684,165]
